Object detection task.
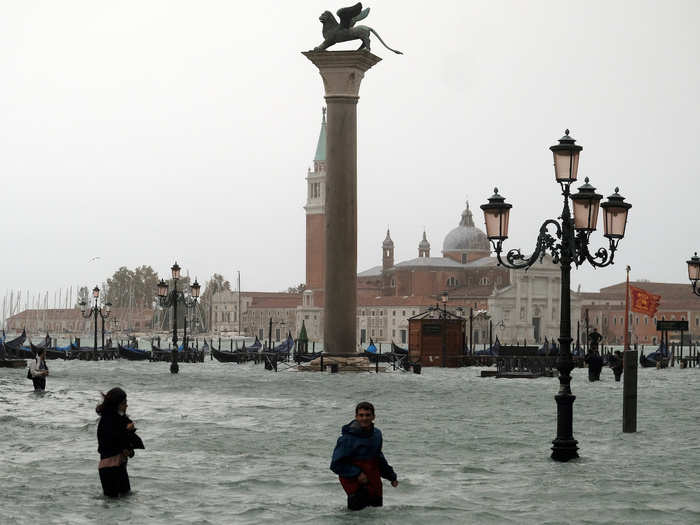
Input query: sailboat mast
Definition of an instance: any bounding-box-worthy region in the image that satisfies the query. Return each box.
[237,270,241,336]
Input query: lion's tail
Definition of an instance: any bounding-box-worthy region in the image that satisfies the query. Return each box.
[369,28,403,55]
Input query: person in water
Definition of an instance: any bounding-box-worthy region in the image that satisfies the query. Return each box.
[585,348,604,381]
[96,387,144,497]
[330,401,398,511]
[29,349,49,391]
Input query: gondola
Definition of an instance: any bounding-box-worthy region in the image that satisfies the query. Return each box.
[30,335,67,360]
[640,342,670,368]
[118,343,151,361]
[294,351,323,363]
[272,335,295,354]
[243,337,263,353]
[45,343,73,360]
[391,342,409,355]
[211,346,247,363]
[364,340,409,363]
[150,342,175,361]
[211,337,260,363]
[1,329,27,357]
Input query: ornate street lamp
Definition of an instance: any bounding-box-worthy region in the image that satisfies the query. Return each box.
[481,130,632,462]
[440,290,448,367]
[80,285,112,354]
[687,252,700,297]
[156,262,199,374]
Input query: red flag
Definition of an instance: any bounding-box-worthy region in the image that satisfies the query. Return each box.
[629,286,661,317]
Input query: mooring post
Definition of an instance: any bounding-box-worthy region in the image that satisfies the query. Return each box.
[376,345,380,374]
[320,353,324,372]
[623,350,638,433]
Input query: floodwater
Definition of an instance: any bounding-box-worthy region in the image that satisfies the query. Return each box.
[1,359,698,524]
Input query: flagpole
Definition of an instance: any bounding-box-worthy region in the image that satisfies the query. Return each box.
[624,265,631,351]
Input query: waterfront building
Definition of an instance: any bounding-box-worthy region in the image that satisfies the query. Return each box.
[4,307,154,335]
[578,282,700,346]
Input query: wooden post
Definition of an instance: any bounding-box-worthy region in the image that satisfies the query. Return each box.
[623,350,638,433]
[376,344,380,374]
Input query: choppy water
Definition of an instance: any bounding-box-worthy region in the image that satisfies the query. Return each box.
[1,360,698,524]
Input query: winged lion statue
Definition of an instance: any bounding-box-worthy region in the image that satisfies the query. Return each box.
[313,3,403,55]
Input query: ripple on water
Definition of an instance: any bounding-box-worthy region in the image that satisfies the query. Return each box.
[0,361,698,524]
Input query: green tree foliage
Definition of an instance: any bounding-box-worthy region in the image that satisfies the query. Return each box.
[105,265,161,308]
[76,286,90,307]
[286,283,306,294]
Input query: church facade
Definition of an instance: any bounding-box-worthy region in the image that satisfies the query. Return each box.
[208,110,577,349]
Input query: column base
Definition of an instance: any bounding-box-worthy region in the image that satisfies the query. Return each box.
[551,439,579,462]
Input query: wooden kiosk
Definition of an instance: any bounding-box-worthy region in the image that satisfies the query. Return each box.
[408,307,466,367]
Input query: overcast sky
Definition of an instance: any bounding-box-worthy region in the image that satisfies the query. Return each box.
[1,0,699,307]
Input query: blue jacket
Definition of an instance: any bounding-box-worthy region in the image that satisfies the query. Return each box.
[330,420,397,481]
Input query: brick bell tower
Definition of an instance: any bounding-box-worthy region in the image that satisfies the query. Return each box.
[305,108,327,292]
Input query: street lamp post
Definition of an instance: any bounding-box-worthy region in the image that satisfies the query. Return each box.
[480,130,632,462]
[686,253,700,296]
[440,290,448,368]
[80,286,111,355]
[182,280,201,351]
[156,262,200,374]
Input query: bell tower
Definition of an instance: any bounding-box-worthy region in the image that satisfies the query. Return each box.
[382,229,394,270]
[418,230,431,258]
[304,108,327,291]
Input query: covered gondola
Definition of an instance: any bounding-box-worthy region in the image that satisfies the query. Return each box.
[118,343,150,361]
[364,340,409,363]
[1,329,28,357]
[272,334,295,354]
[640,342,670,368]
[391,342,409,355]
[243,337,263,353]
[211,346,247,363]
[45,342,73,360]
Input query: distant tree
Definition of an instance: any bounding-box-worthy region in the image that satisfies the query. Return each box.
[105,265,160,308]
[76,286,90,308]
[134,265,160,307]
[200,274,232,332]
[286,283,306,294]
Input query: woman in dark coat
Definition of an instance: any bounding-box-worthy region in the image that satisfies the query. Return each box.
[96,387,143,497]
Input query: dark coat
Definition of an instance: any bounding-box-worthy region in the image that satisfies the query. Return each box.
[330,420,396,482]
[97,412,144,460]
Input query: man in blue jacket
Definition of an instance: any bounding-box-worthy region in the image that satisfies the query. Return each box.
[330,401,398,510]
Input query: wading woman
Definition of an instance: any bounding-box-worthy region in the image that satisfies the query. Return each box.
[96,387,143,497]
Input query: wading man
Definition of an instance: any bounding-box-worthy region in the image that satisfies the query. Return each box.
[330,401,398,511]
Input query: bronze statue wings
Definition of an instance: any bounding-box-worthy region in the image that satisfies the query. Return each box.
[336,3,370,29]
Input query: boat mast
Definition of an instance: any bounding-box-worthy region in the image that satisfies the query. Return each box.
[237,270,241,336]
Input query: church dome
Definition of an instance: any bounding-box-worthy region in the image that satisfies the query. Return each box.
[442,201,490,253]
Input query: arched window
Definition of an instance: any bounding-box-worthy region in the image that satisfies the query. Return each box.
[480,276,490,286]
[447,276,457,288]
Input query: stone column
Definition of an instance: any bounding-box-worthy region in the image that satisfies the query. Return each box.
[303,50,381,355]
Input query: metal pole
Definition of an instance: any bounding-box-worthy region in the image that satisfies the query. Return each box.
[442,303,447,367]
[171,281,179,374]
[551,192,578,462]
[469,307,473,355]
[623,350,638,432]
[183,305,188,351]
[93,305,98,352]
[101,314,105,351]
[624,266,631,351]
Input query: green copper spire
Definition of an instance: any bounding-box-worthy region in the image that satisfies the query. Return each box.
[298,319,309,342]
[314,107,327,162]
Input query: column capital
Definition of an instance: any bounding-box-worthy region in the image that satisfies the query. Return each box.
[303,50,381,98]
